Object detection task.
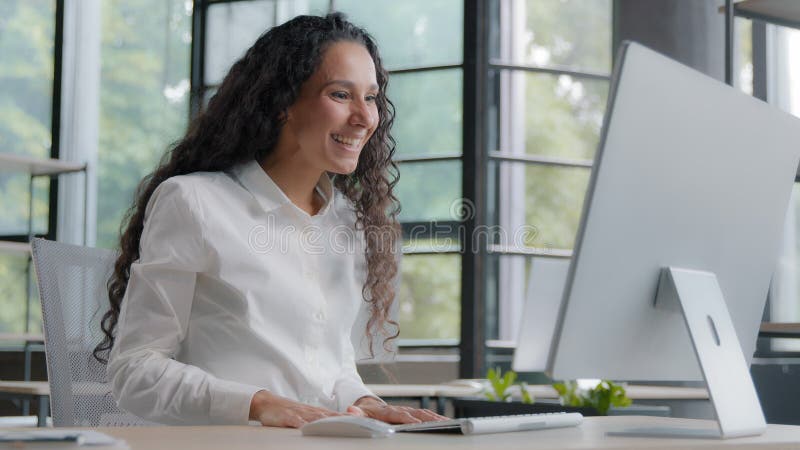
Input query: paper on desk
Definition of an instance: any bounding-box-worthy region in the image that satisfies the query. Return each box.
[0,429,128,448]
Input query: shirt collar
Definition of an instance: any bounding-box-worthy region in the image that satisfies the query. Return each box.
[233,159,335,216]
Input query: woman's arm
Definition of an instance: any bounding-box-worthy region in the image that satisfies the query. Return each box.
[107,180,263,425]
[332,331,447,424]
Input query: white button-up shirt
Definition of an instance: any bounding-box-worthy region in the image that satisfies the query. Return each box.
[108,160,375,425]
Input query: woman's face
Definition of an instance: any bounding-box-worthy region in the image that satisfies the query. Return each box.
[283,40,380,175]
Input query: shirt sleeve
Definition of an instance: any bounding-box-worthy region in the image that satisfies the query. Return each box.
[333,334,378,411]
[107,179,263,425]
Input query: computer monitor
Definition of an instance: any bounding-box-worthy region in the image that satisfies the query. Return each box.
[514,42,800,438]
[513,257,569,373]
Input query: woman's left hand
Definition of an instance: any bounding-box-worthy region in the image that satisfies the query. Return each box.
[347,396,449,424]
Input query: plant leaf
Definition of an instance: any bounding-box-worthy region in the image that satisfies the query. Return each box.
[520,382,534,404]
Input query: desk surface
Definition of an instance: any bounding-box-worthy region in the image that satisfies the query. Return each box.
[0,381,49,395]
[65,417,800,450]
[760,322,800,338]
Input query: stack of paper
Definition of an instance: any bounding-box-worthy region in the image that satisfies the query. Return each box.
[0,429,128,448]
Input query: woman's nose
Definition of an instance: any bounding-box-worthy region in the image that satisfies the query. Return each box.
[349,100,377,129]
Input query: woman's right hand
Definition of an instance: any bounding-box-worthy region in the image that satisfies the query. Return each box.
[249,390,344,428]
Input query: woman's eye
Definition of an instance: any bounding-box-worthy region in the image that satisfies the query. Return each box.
[365,94,377,102]
[331,91,349,100]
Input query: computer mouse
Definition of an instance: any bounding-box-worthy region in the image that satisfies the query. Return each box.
[301,415,395,438]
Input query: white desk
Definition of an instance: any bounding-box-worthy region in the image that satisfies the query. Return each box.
[0,381,49,427]
[49,417,800,449]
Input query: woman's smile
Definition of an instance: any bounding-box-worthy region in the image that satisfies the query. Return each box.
[331,133,365,151]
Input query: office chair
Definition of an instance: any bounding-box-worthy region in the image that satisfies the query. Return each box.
[31,238,153,426]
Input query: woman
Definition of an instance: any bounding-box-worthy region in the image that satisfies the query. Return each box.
[94,13,444,428]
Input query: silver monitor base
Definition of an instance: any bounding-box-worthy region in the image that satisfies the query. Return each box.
[608,427,721,439]
[613,267,767,439]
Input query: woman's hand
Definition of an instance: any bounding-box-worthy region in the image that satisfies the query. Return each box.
[347,396,449,424]
[249,390,344,428]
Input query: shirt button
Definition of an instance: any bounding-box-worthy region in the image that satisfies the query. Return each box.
[315,310,325,321]
[303,269,315,280]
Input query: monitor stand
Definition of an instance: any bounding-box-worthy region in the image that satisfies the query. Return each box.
[609,267,766,439]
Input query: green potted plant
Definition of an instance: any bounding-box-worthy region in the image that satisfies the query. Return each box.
[451,367,631,418]
[552,380,632,416]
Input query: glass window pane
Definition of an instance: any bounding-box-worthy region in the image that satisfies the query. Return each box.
[491,161,589,250]
[485,253,525,341]
[734,18,752,95]
[96,0,192,248]
[0,254,32,334]
[0,174,49,236]
[398,253,460,340]
[490,70,608,160]
[0,1,55,160]
[0,1,55,236]
[334,0,463,69]
[395,161,461,223]
[205,0,327,86]
[202,86,217,109]
[206,0,279,86]
[768,27,800,352]
[390,69,463,158]
[402,235,459,253]
[490,0,611,74]
[772,182,800,352]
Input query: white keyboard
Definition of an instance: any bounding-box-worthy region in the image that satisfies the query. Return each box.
[393,412,583,435]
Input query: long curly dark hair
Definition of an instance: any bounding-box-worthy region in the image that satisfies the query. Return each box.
[94,13,400,363]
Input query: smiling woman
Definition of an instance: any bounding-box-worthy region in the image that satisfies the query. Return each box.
[263,41,381,209]
[90,13,446,428]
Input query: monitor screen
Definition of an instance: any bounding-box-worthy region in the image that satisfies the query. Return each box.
[539,42,800,382]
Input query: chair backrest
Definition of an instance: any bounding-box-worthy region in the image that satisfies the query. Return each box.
[31,238,153,427]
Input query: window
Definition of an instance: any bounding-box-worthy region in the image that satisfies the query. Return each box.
[334,0,465,342]
[94,0,192,248]
[199,0,329,106]
[0,0,57,336]
[485,0,612,348]
[766,24,800,352]
[0,1,616,371]
[194,0,465,343]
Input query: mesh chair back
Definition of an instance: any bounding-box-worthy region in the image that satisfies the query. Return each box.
[31,238,153,426]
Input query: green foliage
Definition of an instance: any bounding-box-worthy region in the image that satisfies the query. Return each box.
[337,1,465,341]
[519,381,534,405]
[335,0,463,70]
[0,1,55,333]
[552,380,632,416]
[552,380,585,409]
[394,160,462,222]
[0,255,28,333]
[398,253,460,339]
[483,368,535,404]
[0,1,54,237]
[484,367,516,402]
[95,0,191,249]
